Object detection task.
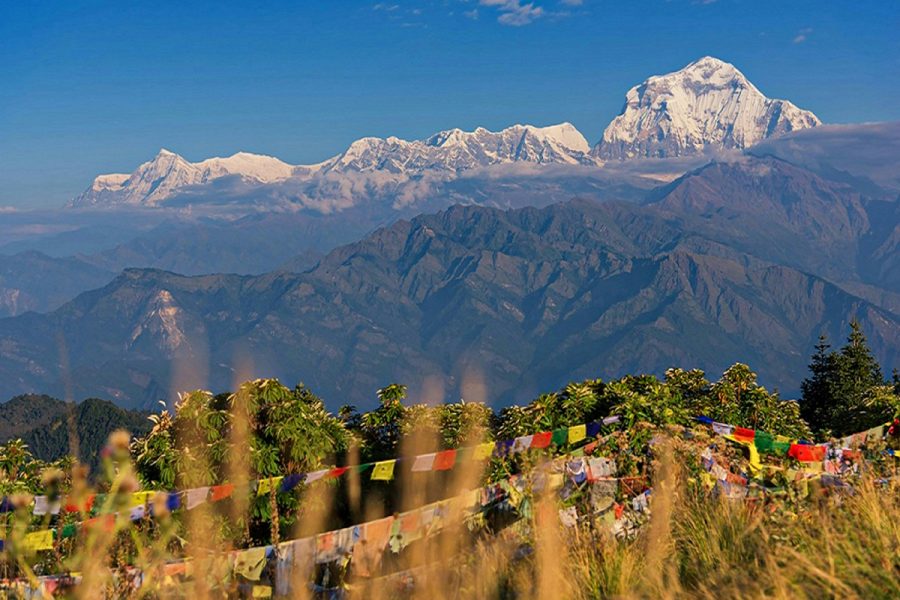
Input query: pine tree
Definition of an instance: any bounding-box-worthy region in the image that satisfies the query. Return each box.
[800,335,837,435]
[801,323,888,437]
[829,320,886,436]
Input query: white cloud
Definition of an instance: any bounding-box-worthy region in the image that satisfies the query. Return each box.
[479,0,545,26]
[464,9,479,19]
[793,27,813,44]
[372,3,400,11]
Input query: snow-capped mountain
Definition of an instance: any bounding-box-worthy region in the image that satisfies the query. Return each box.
[69,57,823,208]
[594,56,821,159]
[69,124,594,208]
[70,150,295,207]
[320,122,593,174]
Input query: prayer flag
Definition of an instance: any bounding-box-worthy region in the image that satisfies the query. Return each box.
[558,506,578,527]
[22,530,54,552]
[530,431,552,449]
[788,444,826,462]
[234,547,268,581]
[305,469,328,483]
[865,425,885,443]
[588,457,616,479]
[566,458,587,484]
[434,449,457,471]
[733,427,755,443]
[712,422,733,436]
[185,487,210,510]
[316,531,337,563]
[256,478,283,497]
[473,442,495,460]
[280,474,305,492]
[328,466,350,478]
[130,491,154,507]
[411,453,436,472]
[586,422,602,437]
[753,431,775,453]
[371,460,396,481]
[568,424,587,445]
[33,496,61,516]
[551,428,568,446]
[512,435,533,453]
[210,483,235,502]
[63,494,95,514]
[772,436,792,456]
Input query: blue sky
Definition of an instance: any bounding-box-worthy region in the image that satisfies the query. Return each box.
[1,0,898,208]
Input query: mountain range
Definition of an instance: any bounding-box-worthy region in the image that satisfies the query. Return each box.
[1,56,896,411]
[1,153,896,410]
[70,57,818,211]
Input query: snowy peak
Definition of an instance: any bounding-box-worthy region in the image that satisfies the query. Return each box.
[70,122,595,208]
[71,150,295,207]
[324,122,594,174]
[594,56,821,159]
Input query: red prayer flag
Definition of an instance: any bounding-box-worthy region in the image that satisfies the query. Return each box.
[84,514,115,533]
[733,427,755,443]
[327,467,349,478]
[64,494,95,514]
[788,444,826,462]
[842,449,862,461]
[210,484,235,502]
[434,449,457,471]
[530,432,552,449]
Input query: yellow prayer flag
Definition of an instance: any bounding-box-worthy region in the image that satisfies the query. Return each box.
[371,460,396,481]
[130,491,154,507]
[548,473,565,489]
[256,476,284,496]
[252,585,273,598]
[568,424,587,445]
[473,442,495,460]
[23,530,54,552]
[723,435,762,475]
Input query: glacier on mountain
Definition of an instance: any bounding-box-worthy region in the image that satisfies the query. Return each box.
[594,56,821,159]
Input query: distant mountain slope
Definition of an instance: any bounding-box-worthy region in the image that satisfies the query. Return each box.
[1,159,897,409]
[647,157,873,285]
[595,57,820,159]
[0,251,115,317]
[0,395,151,469]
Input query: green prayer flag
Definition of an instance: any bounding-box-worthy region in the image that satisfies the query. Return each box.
[551,428,568,446]
[61,524,77,538]
[771,441,790,456]
[754,431,775,453]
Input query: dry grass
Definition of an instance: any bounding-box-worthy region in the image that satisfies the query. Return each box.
[2,429,899,599]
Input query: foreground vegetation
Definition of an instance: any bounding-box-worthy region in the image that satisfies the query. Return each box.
[0,323,897,598]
